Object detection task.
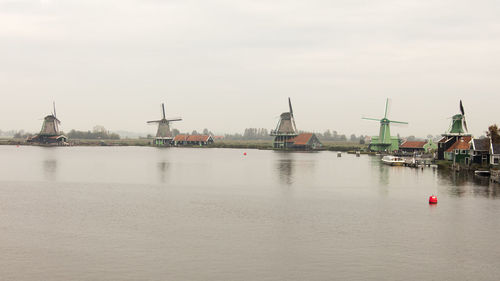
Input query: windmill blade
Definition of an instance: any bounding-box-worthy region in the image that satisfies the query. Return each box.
[162,103,166,119]
[166,118,182,122]
[390,120,408,124]
[53,101,57,118]
[384,98,389,118]
[459,100,465,116]
[288,97,298,132]
[291,117,298,133]
[463,118,468,132]
[147,120,162,124]
[362,117,382,122]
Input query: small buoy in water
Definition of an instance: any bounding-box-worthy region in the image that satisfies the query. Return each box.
[243,152,247,156]
[337,152,341,157]
[429,195,438,204]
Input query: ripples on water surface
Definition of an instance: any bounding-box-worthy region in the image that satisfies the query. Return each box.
[1,146,500,280]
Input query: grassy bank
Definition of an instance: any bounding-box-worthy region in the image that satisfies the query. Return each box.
[0,138,25,145]
[199,140,366,151]
[321,141,367,152]
[71,138,151,146]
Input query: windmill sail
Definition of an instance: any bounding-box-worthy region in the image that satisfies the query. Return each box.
[460,100,468,132]
[289,97,297,133]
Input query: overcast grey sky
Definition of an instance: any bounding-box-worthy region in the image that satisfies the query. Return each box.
[0,0,499,137]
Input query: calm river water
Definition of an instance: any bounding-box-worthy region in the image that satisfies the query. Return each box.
[1,146,500,280]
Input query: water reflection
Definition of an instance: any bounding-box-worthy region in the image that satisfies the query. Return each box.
[378,164,389,187]
[438,169,500,198]
[157,161,170,183]
[274,152,317,186]
[43,159,57,181]
[369,156,389,195]
[277,158,294,185]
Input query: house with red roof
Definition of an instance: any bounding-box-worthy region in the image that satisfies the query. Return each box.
[399,141,426,154]
[400,139,438,154]
[443,136,472,164]
[173,134,214,146]
[284,133,322,150]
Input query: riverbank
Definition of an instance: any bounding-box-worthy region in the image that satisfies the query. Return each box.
[1,138,367,151]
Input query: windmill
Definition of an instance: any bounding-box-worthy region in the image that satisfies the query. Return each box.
[447,100,468,134]
[271,98,299,148]
[362,98,408,152]
[436,100,472,160]
[272,97,298,136]
[40,102,61,136]
[147,103,182,146]
[27,102,68,145]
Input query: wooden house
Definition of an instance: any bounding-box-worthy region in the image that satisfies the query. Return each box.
[470,138,490,166]
[444,136,472,165]
[400,140,437,154]
[173,134,214,146]
[490,143,500,166]
[285,133,322,150]
[438,136,461,160]
[399,141,426,154]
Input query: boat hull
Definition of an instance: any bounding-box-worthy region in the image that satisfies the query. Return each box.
[381,156,405,166]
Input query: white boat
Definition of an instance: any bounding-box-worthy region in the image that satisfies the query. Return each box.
[474,170,491,177]
[381,155,405,166]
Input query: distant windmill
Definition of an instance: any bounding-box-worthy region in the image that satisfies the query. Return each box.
[448,100,468,134]
[362,98,408,152]
[40,102,61,136]
[270,97,299,149]
[272,97,298,136]
[27,102,68,145]
[147,103,182,146]
[436,100,472,160]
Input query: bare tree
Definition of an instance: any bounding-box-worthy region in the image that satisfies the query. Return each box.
[487,125,500,143]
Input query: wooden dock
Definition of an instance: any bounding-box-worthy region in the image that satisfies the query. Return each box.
[403,157,434,168]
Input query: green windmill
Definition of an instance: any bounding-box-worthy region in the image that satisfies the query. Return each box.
[362,99,408,152]
[447,100,468,134]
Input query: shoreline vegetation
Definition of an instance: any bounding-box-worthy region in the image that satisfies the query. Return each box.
[0,138,367,152]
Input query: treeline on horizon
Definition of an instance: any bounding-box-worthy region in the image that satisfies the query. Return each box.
[3,126,495,142]
[222,128,367,142]
[3,126,120,140]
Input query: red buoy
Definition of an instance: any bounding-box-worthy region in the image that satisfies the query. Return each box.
[429,195,438,204]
